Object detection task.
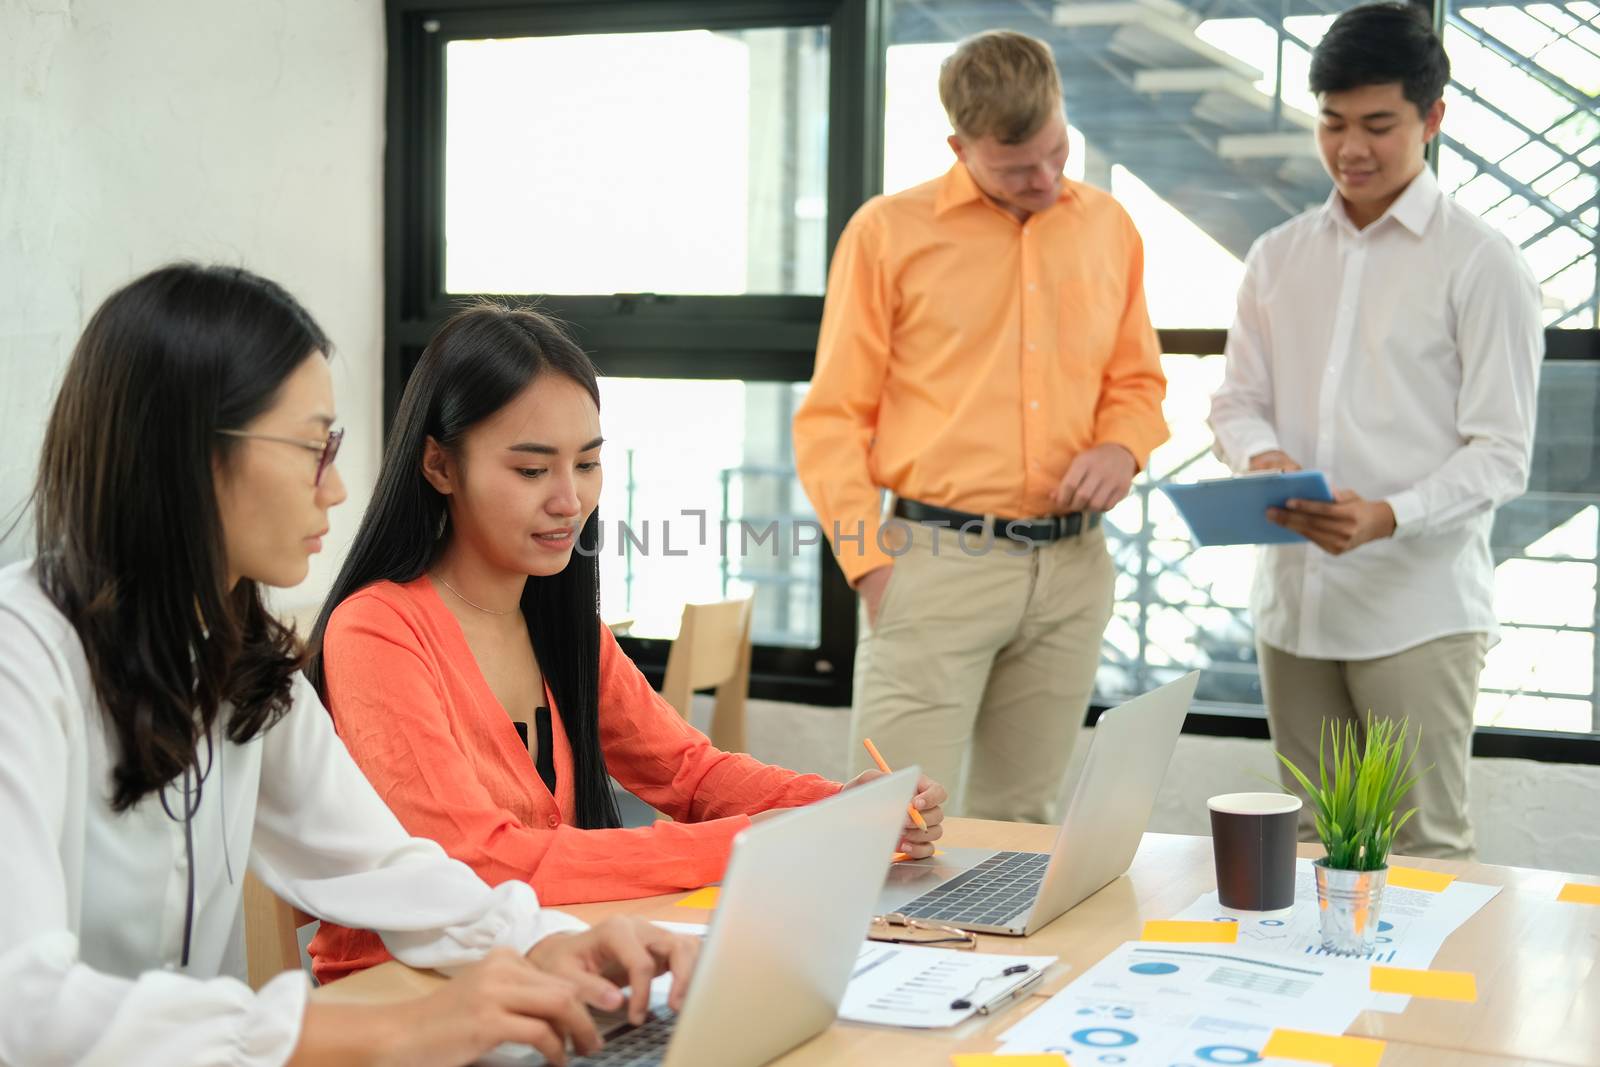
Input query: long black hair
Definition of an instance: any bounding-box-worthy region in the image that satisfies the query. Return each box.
[34,263,326,811]
[306,302,621,829]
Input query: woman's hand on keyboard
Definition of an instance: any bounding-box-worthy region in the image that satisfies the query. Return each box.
[300,946,600,1067]
[528,916,701,1026]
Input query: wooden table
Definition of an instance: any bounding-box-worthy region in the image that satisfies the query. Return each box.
[316,819,1600,1066]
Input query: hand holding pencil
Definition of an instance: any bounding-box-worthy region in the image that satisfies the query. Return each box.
[841,738,947,858]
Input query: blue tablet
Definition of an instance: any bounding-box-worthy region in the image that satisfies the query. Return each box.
[1159,470,1335,547]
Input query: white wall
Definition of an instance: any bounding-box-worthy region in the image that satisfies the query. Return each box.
[1141,734,1600,876]
[0,0,384,612]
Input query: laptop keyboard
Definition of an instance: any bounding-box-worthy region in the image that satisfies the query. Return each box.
[567,1008,679,1067]
[896,850,1050,927]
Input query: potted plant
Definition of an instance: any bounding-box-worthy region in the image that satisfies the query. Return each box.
[1276,716,1428,956]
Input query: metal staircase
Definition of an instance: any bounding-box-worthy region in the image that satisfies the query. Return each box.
[891,0,1598,320]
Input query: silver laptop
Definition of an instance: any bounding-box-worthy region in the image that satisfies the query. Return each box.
[528,766,918,1067]
[875,672,1197,936]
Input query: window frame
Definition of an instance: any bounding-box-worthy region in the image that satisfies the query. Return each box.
[386,0,888,705]
[385,0,1600,761]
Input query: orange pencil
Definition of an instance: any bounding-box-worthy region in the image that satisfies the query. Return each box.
[862,737,928,831]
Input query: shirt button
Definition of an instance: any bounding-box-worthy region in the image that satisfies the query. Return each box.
[1027,282,1037,292]
[1027,342,1037,351]
[547,814,560,828]
[1030,401,1040,410]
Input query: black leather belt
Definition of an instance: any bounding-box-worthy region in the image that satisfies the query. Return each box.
[893,498,1101,545]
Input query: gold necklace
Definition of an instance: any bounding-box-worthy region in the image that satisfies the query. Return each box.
[435,573,517,616]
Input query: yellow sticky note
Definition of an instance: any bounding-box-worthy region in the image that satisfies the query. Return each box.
[1386,866,1455,892]
[1262,1029,1386,1067]
[1369,964,1477,1002]
[1557,882,1600,905]
[674,886,720,909]
[1140,919,1238,943]
[951,1056,1070,1067]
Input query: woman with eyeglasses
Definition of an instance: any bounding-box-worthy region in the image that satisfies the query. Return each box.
[302,301,948,984]
[0,264,697,1067]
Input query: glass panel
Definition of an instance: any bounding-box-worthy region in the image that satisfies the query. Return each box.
[595,378,819,649]
[1445,0,1600,327]
[445,27,830,296]
[885,0,1599,326]
[1096,355,1600,735]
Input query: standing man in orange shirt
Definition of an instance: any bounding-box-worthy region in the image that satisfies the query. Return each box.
[793,31,1168,821]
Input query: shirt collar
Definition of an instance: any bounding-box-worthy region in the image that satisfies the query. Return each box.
[933,161,1077,218]
[1320,164,1441,238]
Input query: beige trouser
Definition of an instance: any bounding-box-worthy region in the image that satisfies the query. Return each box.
[849,519,1115,823]
[1257,633,1488,861]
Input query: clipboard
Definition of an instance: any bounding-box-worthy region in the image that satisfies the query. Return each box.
[1160,470,1334,547]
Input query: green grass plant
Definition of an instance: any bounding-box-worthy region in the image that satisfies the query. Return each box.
[1277,716,1428,871]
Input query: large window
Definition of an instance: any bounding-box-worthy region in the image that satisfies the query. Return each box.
[444,27,830,296]
[595,378,820,650]
[388,0,1599,756]
[387,0,876,704]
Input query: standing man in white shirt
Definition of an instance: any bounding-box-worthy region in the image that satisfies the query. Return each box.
[1208,1,1543,860]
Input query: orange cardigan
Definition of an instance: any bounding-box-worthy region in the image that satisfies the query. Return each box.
[307,577,841,983]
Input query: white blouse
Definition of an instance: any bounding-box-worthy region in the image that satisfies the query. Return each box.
[0,560,586,1066]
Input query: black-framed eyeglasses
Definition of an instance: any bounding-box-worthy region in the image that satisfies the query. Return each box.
[217,427,344,486]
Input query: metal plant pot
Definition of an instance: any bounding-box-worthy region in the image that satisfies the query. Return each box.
[1313,860,1387,956]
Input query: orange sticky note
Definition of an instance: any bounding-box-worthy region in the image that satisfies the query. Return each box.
[1262,1029,1386,1067]
[1557,882,1600,905]
[674,886,720,909]
[951,1056,1070,1067]
[1369,964,1477,1002]
[1140,919,1238,943]
[1386,866,1455,892]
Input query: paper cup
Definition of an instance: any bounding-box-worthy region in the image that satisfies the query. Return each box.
[1208,792,1301,911]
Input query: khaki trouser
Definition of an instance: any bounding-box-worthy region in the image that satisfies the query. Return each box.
[849,519,1115,823]
[1257,633,1488,861]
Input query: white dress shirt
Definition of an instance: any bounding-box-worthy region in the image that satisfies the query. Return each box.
[1208,166,1543,660]
[0,560,587,1067]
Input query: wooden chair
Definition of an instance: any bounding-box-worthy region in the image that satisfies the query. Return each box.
[243,871,317,989]
[659,595,755,753]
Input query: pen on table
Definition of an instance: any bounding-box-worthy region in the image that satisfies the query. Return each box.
[862,737,929,831]
[949,964,1043,1014]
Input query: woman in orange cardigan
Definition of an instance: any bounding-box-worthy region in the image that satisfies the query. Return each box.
[304,303,946,983]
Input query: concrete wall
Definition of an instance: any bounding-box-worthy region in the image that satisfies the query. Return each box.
[0,0,384,615]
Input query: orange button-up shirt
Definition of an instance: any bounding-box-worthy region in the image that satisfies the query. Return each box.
[793,162,1169,583]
